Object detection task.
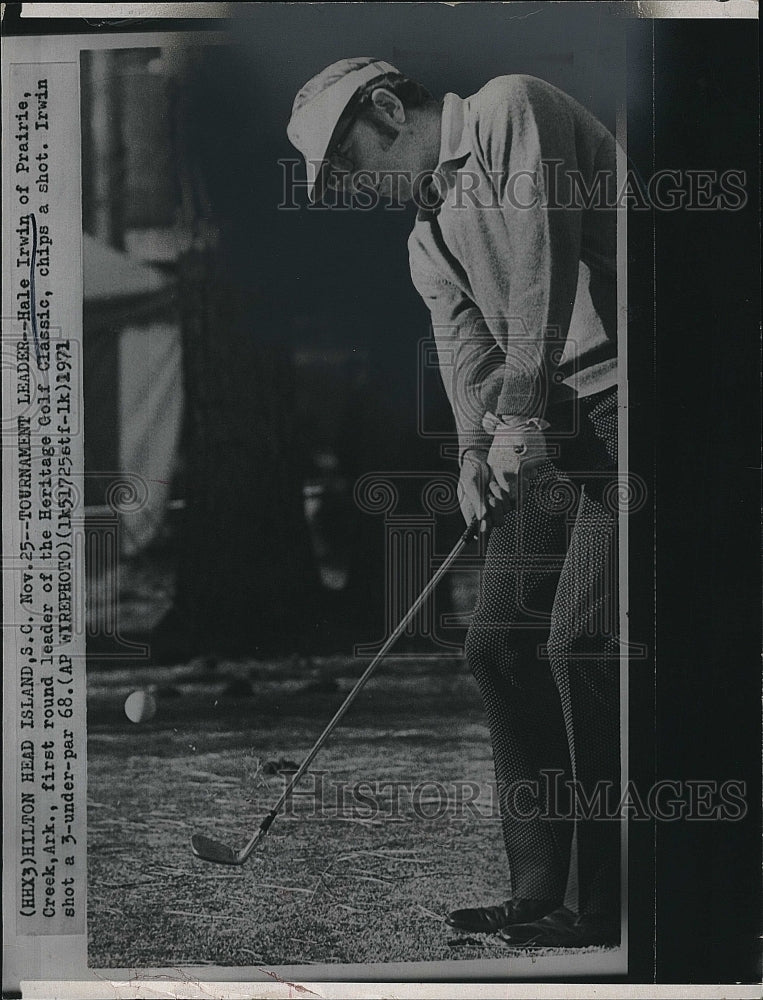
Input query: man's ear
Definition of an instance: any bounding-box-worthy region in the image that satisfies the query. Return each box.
[369,87,406,124]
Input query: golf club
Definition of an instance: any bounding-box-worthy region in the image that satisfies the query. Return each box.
[191,514,481,865]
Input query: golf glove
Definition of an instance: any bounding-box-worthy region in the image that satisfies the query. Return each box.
[484,412,551,501]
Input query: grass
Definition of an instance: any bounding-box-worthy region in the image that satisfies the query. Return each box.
[86,655,617,971]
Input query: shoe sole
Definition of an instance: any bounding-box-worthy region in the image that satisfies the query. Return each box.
[444,920,510,934]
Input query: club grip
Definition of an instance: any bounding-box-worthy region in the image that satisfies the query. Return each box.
[462,516,481,544]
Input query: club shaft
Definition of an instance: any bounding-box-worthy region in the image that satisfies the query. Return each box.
[237,518,478,859]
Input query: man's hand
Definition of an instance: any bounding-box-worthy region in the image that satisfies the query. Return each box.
[484,413,550,502]
[458,449,508,533]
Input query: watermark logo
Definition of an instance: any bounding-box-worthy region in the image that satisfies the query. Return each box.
[278,159,748,213]
[275,771,749,824]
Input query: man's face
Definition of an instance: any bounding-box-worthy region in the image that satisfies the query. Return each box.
[325,90,434,205]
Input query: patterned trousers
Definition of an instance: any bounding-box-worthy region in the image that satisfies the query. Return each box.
[465,386,620,917]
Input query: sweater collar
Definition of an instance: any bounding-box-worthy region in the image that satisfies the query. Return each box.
[438,92,472,169]
[433,92,472,194]
[416,93,471,221]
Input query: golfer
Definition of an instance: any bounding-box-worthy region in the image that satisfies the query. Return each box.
[288,58,621,947]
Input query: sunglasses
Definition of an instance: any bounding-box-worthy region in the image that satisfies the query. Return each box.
[324,92,371,192]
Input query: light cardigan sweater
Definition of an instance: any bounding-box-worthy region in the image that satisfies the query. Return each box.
[408,75,618,461]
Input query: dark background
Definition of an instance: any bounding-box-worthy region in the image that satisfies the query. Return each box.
[636,16,760,987]
[3,1,760,987]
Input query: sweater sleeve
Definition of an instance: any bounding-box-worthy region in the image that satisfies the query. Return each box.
[410,271,505,462]
[474,76,587,418]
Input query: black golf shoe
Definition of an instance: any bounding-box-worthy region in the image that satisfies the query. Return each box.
[445,897,559,934]
[498,906,620,947]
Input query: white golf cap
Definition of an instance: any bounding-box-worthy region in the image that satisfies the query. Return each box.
[287,57,400,203]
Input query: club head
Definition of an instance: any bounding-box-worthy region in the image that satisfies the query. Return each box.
[191,834,242,866]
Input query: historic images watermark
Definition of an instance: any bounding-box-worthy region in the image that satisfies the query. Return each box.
[278,161,748,212]
[278,770,748,824]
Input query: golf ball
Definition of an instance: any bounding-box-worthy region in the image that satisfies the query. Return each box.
[124,689,157,723]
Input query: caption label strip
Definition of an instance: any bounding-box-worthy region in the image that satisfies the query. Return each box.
[5,61,85,937]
